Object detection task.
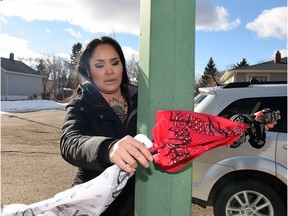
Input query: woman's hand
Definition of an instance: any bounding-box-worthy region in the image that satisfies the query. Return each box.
[109,135,154,173]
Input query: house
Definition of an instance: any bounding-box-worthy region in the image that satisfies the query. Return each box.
[1,53,44,101]
[220,51,287,84]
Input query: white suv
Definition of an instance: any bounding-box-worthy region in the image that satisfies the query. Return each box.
[192,81,287,216]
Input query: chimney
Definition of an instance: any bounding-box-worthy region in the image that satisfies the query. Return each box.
[9,52,14,61]
[274,51,281,63]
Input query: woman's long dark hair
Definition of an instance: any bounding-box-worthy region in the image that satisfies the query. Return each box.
[77,36,129,87]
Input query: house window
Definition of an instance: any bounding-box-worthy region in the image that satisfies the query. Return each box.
[246,74,270,82]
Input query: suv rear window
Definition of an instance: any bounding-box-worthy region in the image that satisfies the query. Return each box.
[218,96,287,133]
[194,93,207,108]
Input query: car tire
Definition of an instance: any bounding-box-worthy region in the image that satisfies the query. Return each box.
[213,179,286,216]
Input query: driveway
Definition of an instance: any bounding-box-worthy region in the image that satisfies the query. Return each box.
[1,109,212,215]
[1,109,77,206]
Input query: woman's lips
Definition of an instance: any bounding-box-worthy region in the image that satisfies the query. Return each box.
[104,79,117,85]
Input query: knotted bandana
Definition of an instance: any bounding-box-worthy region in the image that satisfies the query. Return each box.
[151,110,249,172]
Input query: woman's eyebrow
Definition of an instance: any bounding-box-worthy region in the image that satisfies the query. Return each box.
[94,57,119,62]
[110,57,120,61]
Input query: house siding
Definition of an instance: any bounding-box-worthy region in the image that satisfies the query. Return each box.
[235,72,287,82]
[236,73,247,82]
[269,73,287,81]
[1,70,43,100]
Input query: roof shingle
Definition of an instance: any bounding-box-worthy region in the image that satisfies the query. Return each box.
[231,57,287,71]
[1,57,41,76]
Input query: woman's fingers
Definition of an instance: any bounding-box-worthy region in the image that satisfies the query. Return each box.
[115,157,136,173]
[109,135,153,173]
[123,136,153,168]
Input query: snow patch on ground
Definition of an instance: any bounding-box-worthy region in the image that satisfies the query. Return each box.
[1,100,67,113]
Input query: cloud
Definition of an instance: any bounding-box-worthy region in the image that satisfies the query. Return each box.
[122,46,139,61]
[246,7,287,40]
[1,15,8,24]
[0,33,137,63]
[0,0,242,34]
[63,28,82,38]
[196,0,240,31]
[0,33,71,63]
[0,33,42,59]
[0,0,140,35]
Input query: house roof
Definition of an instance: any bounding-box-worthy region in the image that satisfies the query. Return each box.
[230,57,287,72]
[1,57,41,76]
[220,57,287,83]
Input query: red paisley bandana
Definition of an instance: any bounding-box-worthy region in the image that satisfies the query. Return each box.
[151,110,248,173]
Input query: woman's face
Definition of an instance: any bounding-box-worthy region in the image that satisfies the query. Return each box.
[88,43,123,97]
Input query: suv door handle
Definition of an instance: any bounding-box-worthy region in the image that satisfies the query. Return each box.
[284,144,287,150]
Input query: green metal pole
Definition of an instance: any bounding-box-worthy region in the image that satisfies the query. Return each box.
[135,0,196,216]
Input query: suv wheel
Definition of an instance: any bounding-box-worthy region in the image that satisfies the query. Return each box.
[213,179,286,216]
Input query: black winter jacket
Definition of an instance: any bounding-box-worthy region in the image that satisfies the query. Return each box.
[60,81,138,216]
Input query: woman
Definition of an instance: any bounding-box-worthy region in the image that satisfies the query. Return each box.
[60,36,153,216]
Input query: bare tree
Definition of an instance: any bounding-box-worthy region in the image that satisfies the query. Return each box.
[35,55,70,100]
[126,54,139,85]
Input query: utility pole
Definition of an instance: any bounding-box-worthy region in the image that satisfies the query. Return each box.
[136,0,196,215]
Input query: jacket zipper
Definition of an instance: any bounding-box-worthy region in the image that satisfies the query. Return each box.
[126,109,137,128]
